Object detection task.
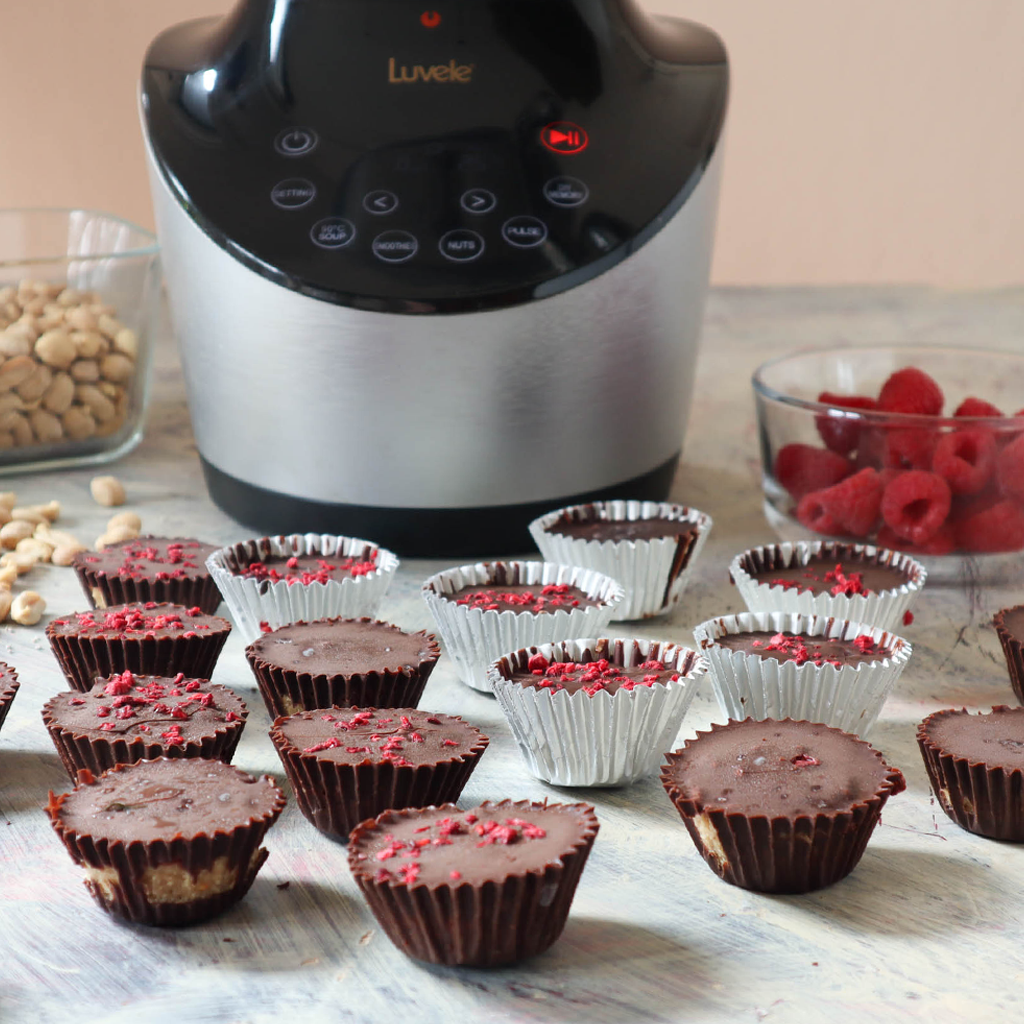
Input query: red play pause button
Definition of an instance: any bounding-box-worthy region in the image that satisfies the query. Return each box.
[540,121,589,154]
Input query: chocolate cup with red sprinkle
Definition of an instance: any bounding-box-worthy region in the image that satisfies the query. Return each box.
[71,536,222,615]
[422,561,625,692]
[46,757,286,927]
[694,611,912,737]
[269,706,488,840]
[993,606,1024,704]
[661,718,905,893]
[45,602,232,693]
[42,671,248,780]
[245,617,441,718]
[730,540,925,632]
[207,533,399,644]
[0,662,20,734]
[488,637,706,786]
[347,799,599,966]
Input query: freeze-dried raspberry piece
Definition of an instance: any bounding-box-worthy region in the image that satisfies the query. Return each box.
[774,443,853,501]
[815,468,883,537]
[882,427,936,472]
[996,434,1024,503]
[876,523,956,556]
[954,500,1024,553]
[795,492,841,536]
[815,392,878,455]
[932,428,997,495]
[955,397,1002,418]
[877,367,944,416]
[880,470,952,545]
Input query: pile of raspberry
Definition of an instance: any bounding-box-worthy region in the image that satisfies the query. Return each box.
[774,366,1024,554]
[243,554,377,586]
[454,583,582,613]
[749,631,879,667]
[302,709,455,766]
[53,603,208,637]
[525,653,679,694]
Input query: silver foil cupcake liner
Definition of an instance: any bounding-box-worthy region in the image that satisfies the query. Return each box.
[421,561,625,692]
[488,637,706,786]
[729,541,926,632]
[528,500,712,620]
[693,611,912,736]
[207,533,399,644]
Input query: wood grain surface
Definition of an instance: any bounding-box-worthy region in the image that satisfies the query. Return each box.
[3,287,1023,1024]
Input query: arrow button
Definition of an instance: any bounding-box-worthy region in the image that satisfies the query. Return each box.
[363,190,399,215]
[460,188,496,215]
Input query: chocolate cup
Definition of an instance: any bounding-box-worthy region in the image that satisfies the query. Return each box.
[661,720,905,894]
[269,711,488,840]
[993,608,1024,704]
[245,618,440,718]
[46,605,232,692]
[46,761,286,927]
[917,706,1024,840]
[0,665,20,734]
[41,684,248,782]
[348,801,599,967]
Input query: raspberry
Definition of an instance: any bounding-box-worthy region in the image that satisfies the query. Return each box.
[815,392,877,455]
[876,522,956,556]
[795,492,841,536]
[932,428,997,495]
[955,397,1002,418]
[996,434,1024,503]
[880,470,952,545]
[814,468,883,537]
[876,367,944,416]
[882,427,936,471]
[954,500,1024,553]
[853,427,886,471]
[774,444,853,501]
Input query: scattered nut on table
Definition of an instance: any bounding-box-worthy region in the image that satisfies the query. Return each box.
[11,590,45,625]
[90,475,125,506]
[106,510,141,532]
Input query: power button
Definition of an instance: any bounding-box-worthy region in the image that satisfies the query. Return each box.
[275,128,319,157]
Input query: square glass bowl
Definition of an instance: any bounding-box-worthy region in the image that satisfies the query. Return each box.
[0,209,160,473]
[753,346,1024,574]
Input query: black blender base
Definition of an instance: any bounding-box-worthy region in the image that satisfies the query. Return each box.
[200,454,681,559]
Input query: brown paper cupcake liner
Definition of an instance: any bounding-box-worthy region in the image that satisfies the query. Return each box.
[47,763,285,927]
[270,717,488,840]
[661,720,904,894]
[348,801,599,967]
[76,570,223,616]
[41,691,248,781]
[917,707,1024,840]
[993,609,1024,704]
[47,614,232,692]
[0,665,20,734]
[245,618,440,718]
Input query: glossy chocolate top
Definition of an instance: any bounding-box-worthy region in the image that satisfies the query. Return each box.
[446,582,598,614]
[273,707,486,767]
[43,673,246,744]
[663,719,903,817]
[349,800,598,887]
[52,757,283,841]
[746,552,909,597]
[714,631,891,667]
[921,706,1024,770]
[546,516,698,544]
[46,603,230,639]
[248,618,438,676]
[508,653,681,695]
[72,537,216,581]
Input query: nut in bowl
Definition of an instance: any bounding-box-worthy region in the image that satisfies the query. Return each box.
[753,346,1024,577]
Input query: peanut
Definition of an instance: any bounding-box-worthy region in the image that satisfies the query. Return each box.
[70,359,100,383]
[95,523,139,549]
[90,474,125,506]
[0,356,38,391]
[16,537,53,562]
[62,406,96,439]
[17,363,52,402]
[9,507,47,525]
[52,541,87,566]
[70,330,107,359]
[11,590,45,625]
[113,328,138,359]
[0,551,36,574]
[42,373,75,414]
[107,510,141,532]
[99,353,134,384]
[0,565,17,587]
[0,591,11,621]
[34,329,77,370]
[0,521,30,548]
[76,384,115,422]
[29,409,63,443]
[0,492,16,508]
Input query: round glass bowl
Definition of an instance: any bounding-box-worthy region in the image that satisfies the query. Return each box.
[753,346,1024,577]
[0,209,160,473]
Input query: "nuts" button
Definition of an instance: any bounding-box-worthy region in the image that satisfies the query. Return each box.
[372,230,418,263]
[501,216,547,249]
[439,229,485,262]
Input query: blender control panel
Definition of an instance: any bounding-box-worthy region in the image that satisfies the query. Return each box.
[143,0,727,313]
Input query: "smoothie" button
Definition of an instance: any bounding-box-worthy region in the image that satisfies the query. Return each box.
[372,230,418,263]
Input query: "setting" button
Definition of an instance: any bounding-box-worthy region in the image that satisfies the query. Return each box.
[502,216,547,249]
[439,229,484,262]
[372,230,418,263]
[310,218,356,250]
[271,179,316,209]
[543,176,589,208]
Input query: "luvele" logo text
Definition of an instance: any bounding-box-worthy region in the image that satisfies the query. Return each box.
[388,58,474,83]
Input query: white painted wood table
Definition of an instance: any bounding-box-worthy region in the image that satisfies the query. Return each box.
[3,287,1024,1024]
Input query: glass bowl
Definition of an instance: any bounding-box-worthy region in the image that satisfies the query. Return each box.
[753,345,1024,578]
[0,209,160,473]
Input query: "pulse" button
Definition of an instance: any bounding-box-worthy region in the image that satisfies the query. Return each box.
[502,216,547,249]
